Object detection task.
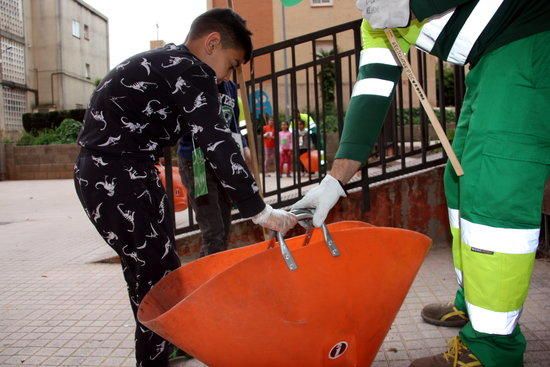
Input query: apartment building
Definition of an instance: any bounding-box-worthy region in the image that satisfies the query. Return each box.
[208,0,438,114]
[0,0,109,139]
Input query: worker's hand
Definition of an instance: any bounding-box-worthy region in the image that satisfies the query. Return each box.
[252,204,298,234]
[356,0,410,29]
[291,174,346,227]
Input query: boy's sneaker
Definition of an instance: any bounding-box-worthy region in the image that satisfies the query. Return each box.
[421,302,469,327]
[410,336,482,367]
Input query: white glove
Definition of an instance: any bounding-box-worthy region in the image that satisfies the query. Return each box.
[252,204,298,234]
[356,0,410,29]
[290,174,346,227]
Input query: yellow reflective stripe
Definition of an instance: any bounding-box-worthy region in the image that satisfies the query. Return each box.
[461,219,539,254]
[416,8,455,53]
[466,301,520,335]
[359,48,398,67]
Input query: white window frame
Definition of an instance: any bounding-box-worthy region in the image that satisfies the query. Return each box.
[311,0,333,7]
[72,20,80,38]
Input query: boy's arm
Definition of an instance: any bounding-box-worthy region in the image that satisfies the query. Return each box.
[179,67,264,218]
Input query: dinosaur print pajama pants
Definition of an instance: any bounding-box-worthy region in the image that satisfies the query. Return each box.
[74,150,181,367]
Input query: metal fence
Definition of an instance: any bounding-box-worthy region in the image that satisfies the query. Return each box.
[166,19,466,236]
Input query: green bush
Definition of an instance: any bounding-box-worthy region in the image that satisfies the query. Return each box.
[17,118,82,146]
[22,109,86,133]
[400,107,456,125]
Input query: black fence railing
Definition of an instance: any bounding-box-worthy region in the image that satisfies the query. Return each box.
[166,19,466,236]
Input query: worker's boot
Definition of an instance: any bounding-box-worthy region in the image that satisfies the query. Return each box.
[421,302,469,327]
[409,336,482,367]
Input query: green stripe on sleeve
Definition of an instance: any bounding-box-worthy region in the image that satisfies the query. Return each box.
[358,63,402,82]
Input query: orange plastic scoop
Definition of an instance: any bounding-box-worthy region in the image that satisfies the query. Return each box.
[138,221,431,366]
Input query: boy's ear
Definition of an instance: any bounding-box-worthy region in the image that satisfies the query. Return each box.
[204,32,222,54]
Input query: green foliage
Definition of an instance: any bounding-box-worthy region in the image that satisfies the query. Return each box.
[17,118,83,146]
[316,49,336,113]
[22,109,86,133]
[436,64,456,106]
[400,107,456,125]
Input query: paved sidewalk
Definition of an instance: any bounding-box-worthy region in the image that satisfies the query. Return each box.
[0,179,549,366]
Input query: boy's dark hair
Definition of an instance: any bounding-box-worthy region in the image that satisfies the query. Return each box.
[188,8,253,63]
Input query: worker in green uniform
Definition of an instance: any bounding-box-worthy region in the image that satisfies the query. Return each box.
[292,1,550,366]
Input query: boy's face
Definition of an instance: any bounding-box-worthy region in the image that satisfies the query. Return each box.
[209,46,245,82]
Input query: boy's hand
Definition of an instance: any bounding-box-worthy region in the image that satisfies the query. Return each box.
[252,204,298,234]
[291,174,346,227]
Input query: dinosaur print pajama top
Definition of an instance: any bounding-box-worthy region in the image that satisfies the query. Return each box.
[73,44,264,366]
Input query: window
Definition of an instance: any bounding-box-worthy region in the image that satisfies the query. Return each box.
[84,24,89,40]
[311,0,333,6]
[72,20,80,38]
[85,63,91,79]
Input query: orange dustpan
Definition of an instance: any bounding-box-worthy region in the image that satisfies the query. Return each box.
[300,149,320,173]
[138,216,431,367]
[156,164,188,212]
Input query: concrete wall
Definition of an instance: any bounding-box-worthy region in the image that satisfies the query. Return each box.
[3,143,79,180]
[174,166,450,261]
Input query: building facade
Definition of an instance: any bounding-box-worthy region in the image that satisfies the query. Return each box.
[207,0,438,116]
[0,0,109,139]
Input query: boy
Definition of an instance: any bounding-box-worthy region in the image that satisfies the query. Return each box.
[74,9,296,367]
[177,80,245,257]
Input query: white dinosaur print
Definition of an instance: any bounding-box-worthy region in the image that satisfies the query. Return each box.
[142,100,161,116]
[120,78,158,93]
[97,135,121,147]
[76,176,89,187]
[209,162,217,170]
[230,153,249,178]
[122,245,146,266]
[155,106,171,120]
[121,117,149,134]
[103,231,118,246]
[183,92,207,113]
[136,240,147,250]
[96,78,112,91]
[145,223,158,238]
[150,341,166,360]
[161,239,172,260]
[110,96,126,111]
[140,58,152,75]
[206,140,225,152]
[91,155,108,167]
[125,167,147,180]
[193,65,210,78]
[171,76,190,95]
[252,182,259,193]
[214,123,231,133]
[90,110,107,131]
[137,190,152,204]
[159,128,171,141]
[220,180,236,190]
[117,204,136,232]
[161,56,193,68]
[91,202,103,223]
[189,124,204,135]
[158,196,166,223]
[116,60,130,70]
[139,140,158,151]
[95,176,117,196]
[174,115,182,134]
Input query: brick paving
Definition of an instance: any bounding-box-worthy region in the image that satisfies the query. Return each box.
[0,179,549,367]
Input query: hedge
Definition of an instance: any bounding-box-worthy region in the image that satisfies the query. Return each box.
[22,109,86,133]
